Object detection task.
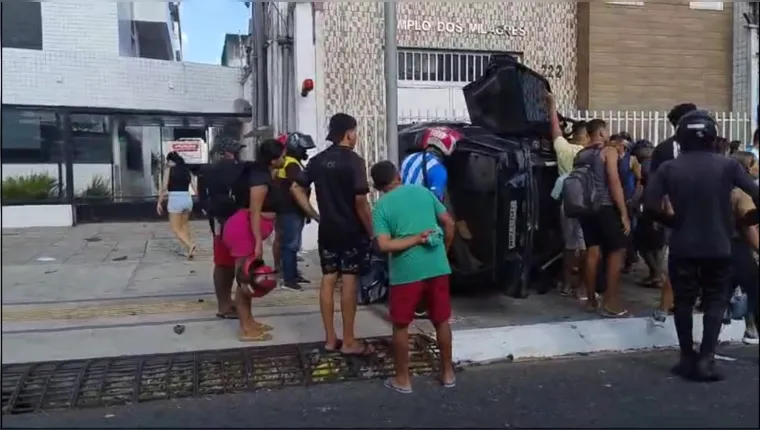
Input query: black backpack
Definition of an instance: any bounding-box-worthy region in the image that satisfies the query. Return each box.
[201,162,247,220]
[562,147,603,218]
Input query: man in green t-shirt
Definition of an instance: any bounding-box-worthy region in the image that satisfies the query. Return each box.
[370,160,456,394]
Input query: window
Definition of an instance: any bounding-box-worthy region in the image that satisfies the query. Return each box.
[1,108,62,163]
[689,2,723,11]
[398,50,516,83]
[1,2,43,50]
[70,115,113,164]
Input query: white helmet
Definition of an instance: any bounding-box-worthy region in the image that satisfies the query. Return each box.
[421,126,462,157]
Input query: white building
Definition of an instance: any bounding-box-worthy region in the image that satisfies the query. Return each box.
[1,1,250,227]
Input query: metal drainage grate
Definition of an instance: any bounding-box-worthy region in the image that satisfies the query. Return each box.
[1,335,440,415]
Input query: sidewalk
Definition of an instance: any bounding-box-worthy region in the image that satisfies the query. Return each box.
[1,222,748,365]
[1,222,392,364]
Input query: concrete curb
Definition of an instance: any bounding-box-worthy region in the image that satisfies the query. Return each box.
[448,316,748,365]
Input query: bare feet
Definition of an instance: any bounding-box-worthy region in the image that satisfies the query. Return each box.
[187,244,197,259]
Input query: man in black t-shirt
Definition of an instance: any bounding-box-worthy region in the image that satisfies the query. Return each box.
[646,103,696,325]
[296,113,375,356]
[651,103,697,173]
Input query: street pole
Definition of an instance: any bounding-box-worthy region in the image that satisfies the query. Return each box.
[756,5,760,137]
[250,4,258,131]
[255,1,268,130]
[383,1,399,166]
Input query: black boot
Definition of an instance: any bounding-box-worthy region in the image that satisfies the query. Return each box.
[693,353,725,383]
[670,350,697,380]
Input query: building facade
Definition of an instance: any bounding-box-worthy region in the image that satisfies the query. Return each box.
[317,2,577,119]
[1,1,249,224]
[313,1,740,119]
[579,1,733,112]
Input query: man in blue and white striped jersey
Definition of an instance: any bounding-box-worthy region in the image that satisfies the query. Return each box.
[400,126,461,201]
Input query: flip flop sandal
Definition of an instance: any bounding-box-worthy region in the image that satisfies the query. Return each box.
[255,323,273,332]
[216,312,239,320]
[600,308,629,318]
[441,377,457,388]
[239,332,273,342]
[384,378,412,394]
[187,245,197,260]
[341,342,375,357]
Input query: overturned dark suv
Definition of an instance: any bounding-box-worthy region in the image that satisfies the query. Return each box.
[398,56,565,298]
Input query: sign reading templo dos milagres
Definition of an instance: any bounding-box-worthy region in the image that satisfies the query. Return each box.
[398,19,527,37]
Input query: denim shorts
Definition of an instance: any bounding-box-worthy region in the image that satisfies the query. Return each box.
[167,191,193,214]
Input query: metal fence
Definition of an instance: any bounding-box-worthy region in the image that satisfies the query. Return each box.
[343,110,754,171]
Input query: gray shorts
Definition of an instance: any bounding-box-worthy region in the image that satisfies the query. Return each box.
[560,205,586,251]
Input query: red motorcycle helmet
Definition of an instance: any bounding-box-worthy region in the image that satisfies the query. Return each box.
[237,257,278,298]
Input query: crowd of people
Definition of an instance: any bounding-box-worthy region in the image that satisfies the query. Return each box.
[550,94,759,382]
[174,113,456,393]
[157,95,758,391]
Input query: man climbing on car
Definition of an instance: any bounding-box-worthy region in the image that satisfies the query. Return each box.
[546,92,590,301]
[400,126,461,319]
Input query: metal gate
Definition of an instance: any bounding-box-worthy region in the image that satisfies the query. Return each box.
[397,49,522,118]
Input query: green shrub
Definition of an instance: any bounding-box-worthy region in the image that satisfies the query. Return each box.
[78,176,112,199]
[1,173,59,201]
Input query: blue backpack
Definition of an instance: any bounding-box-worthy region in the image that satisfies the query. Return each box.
[618,151,636,202]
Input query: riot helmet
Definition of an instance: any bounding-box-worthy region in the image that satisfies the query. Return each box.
[284,132,316,161]
[675,110,717,153]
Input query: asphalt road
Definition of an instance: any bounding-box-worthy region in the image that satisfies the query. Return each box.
[3,346,758,429]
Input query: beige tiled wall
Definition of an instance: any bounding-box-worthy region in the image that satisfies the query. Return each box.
[319,2,578,117]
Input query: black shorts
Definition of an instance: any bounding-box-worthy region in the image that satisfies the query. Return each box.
[580,205,628,252]
[318,240,368,275]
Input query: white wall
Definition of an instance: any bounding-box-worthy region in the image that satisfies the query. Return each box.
[132,3,170,23]
[42,2,120,53]
[1,205,74,229]
[2,49,244,113]
[2,1,245,113]
[293,3,319,143]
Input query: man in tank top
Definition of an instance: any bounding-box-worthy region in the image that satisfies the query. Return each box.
[577,119,631,317]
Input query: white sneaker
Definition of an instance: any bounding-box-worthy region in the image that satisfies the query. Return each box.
[651,309,667,327]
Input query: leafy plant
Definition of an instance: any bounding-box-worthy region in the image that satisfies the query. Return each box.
[1,173,59,201]
[78,175,112,199]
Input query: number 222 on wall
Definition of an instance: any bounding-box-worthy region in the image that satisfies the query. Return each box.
[540,64,563,79]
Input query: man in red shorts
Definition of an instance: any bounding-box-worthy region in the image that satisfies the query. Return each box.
[198,138,247,320]
[370,160,456,394]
